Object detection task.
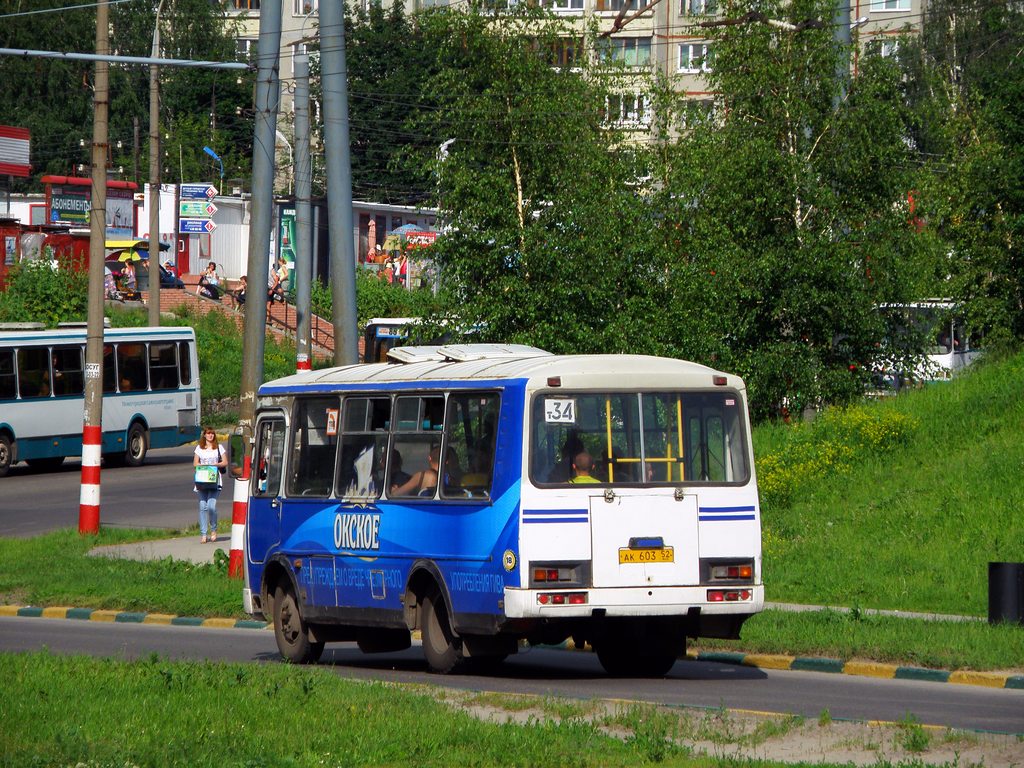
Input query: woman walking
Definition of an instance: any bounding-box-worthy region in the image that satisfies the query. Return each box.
[193,427,227,543]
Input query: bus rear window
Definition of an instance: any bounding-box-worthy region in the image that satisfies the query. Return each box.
[531,391,749,487]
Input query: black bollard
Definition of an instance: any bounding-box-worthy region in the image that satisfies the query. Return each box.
[988,562,1024,626]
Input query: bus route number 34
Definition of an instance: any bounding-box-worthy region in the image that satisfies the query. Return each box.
[544,398,576,424]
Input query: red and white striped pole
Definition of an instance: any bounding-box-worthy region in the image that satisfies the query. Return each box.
[296,352,311,372]
[78,424,102,534]
[228,453,250,578]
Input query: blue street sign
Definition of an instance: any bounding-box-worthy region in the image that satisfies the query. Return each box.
[179,218,217,234]
[180,183,218,200]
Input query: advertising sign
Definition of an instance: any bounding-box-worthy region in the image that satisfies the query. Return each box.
[277,207,296,270]
[0,125,30,177]
[48,183,134,238]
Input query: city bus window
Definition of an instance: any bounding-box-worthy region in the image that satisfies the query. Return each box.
[337,396,390,499]
[116,343,148,392]
[51,345,84,397]
[178,341,192,385]
[390,395,445,498]
[442,392,499,499]
[149,343,180,390]
[102,344,117,394]
[17,347,50,399]
[642,393,686,482]
[287,397,338,497]
[254,419,286,497]
[0,349,16,399]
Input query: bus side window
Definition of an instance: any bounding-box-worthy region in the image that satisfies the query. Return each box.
[390,395,445,499]
[102,344,117,394]
[287,397,338,497]
[0,348,16,399]
[52,345,84,397]
[149,342,180,391]
[254,419,285,497]
[337,396,389,499]
[17,347,50,399]
[442,392,499,499]
[116,343,148,392]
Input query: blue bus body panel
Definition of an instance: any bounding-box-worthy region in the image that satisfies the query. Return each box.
[247,379,527,621]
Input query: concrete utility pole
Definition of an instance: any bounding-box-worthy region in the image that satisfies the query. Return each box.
[147,0,165,328]
[294,51,313,372]
[231,0,282,578]
[319,0,358,365]
[79,0,110,535]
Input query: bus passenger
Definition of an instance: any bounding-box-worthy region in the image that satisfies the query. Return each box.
[569,451,600,484]
[391,444,440,497]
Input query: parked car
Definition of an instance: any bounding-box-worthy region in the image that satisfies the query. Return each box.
[104,258,185,291]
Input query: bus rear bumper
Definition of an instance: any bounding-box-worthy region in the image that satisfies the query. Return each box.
[503,585,764,620]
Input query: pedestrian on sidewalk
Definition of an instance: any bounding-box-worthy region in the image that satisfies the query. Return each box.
[193,426,227,543]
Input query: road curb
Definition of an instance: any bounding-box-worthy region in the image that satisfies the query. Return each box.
[560,637,1024,690]
[4,603,1022,690]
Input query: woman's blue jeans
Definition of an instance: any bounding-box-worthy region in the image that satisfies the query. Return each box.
[198,487,220,537]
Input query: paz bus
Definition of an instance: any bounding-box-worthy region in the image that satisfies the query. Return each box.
[0,323,201,476]
[243,344,763,675]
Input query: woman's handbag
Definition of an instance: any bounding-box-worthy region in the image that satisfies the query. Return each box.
[194,465,219,487]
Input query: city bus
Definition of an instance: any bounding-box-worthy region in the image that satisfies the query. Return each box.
[872,300,983,391]
[0,324,201,476]
[244,344,763,676]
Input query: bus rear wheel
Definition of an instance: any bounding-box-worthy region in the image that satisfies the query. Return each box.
[594,624,683,678]
[273,584,324,664]
[124,423,148,467]
[421,587,464,674]
[0,434,12,477]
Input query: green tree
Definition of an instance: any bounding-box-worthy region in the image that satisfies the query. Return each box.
[410,8,659,354]
[647,0,932,418]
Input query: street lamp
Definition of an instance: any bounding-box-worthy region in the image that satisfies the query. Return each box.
[203,146,224,183]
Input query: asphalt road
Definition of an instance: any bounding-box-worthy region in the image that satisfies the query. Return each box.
[0,444,199,536]
[1,617,1022,734]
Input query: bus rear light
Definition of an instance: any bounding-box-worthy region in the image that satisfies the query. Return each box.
[707,589,752,602]
[711,564,753,580]
[538,592,588,605]
[713,375,728,386]
[529,561,589,588]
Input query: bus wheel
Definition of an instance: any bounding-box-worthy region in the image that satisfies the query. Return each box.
[421,587,463,674]
[273,584,324,664]
[124,423,148,467]
[26,456,65,471]
[0,435,12,477]
[595,628,681,678]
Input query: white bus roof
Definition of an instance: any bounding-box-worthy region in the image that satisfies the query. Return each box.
[260,345,743,393]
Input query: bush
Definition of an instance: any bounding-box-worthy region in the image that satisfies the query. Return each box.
[0,262,88,326]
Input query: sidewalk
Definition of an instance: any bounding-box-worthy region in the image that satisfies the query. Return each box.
[88,535,226,566]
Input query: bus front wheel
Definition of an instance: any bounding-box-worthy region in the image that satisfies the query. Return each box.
[273,585,324,664]
[0,434,12,477]
[421,588,463,674]
[124,423,148,467]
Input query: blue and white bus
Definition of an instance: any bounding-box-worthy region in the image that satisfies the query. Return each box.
[244,344,763,676]
[0,323,201,476]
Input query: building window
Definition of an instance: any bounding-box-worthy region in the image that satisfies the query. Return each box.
[879,39,900,57]
[681,0,716,13]
[678,42,712,73]
[236,38,257,60]
[595,0,642,12]
[870,0,909,10]
[542,0,585,11]
[544,37,584,68]
[604,94,651,127]
[228,0,259,10]
[292,42,310,76]
[598,37,652,68]
[292,0,317,14]
[679,98,715,129]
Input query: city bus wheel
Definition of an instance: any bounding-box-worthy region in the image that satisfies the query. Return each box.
[421,587,463,674]
[124,423,148,467]
[595,628,681,678]
[0,435,12,477]
[273,584,324,664]
[27,456,65,471]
